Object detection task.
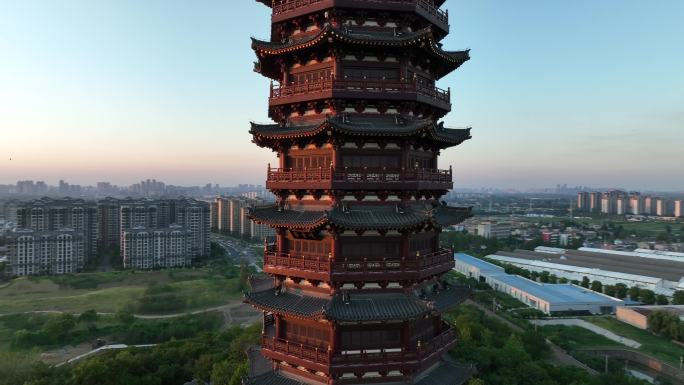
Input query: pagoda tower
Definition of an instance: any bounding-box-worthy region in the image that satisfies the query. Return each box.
[244,1,474,384]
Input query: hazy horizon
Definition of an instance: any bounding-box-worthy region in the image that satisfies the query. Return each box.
[2,0,683,190]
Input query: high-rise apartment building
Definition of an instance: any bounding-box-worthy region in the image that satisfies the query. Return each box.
[589,192,600,212]
[675,200,683,218]
[577,192,590,212]
[656,198,671,217]
[120,198,209,269]
[122,225,190,269]
[629,194,644,215]
[97,197,121,249]
[211,196,276,240]
[16,198,98,259]
[7,228,85,276]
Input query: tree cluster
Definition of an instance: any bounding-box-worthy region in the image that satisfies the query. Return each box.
[4,324,260,385]
[447,305,649,385]
[647,310,684,343]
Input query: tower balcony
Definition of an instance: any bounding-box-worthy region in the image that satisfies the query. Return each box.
[260,324,456,377]
[263,248,454,283]
[269,0,449,34]
[269,78,451,112]
[265,166,453,191]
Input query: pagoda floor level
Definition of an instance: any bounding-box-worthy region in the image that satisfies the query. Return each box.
[244,355,476,385]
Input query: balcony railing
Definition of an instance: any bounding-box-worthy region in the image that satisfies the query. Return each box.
[271,0,448,28]
[266,167,452,184]
[261,335,332,365]
[269,78,450,106]
[263,248,454,277]
[261,326,455,368]
[333,325,455,365]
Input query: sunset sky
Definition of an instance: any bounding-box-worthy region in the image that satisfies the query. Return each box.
[1,0,683,190]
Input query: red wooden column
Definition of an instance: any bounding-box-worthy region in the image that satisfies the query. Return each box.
[276,228,286,255]
[329,322,339,352]
[275,314,283,339]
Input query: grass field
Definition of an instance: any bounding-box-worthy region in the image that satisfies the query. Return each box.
[0,268,244,315]
[584,316,684,366]
[540,325,621,350]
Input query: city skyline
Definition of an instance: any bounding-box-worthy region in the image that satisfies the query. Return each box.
[2,0,684,189]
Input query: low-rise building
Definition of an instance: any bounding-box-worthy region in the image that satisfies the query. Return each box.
[488,248,684,296]
[454,253,623,315]
[616,305,684,330]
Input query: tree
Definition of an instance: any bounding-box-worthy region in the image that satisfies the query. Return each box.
[116,309,135,325]
[558,277,569,284]
[590,280,603,293]
[628,286,641,301]
[467,379,486,385]
[540,271,550,283]
[656,294,669,305]
[603,285,616,297]
[580,276,590,288]
[672,290,684,305]
[79,309,99,323]
[639,289,656,305]
[615,283,628,299]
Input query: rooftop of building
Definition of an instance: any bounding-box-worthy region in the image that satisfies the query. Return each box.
[248,203,473,232]
[244,283,471,322]
[453,252,504,274]
[492,248,684,283]
[250,115,471,149]
[454,254,623,305]
[623,305,684,319]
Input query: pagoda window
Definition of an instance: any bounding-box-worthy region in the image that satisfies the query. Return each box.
[343,67,399,80]
[288,238,331,258]
[341,154,400,168]
[409,234,436,255]
[288,154,332,169]
[340,326,402,350]
[284,319,329,348]
[408,153,435,169]
[411,317,435,345]
[289,68,332,85]
[340,237,400,259]
[407,70,435,88]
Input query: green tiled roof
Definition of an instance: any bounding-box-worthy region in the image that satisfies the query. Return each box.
[243,372,308,385]
[248,203,472,231]
[244,288,328,319]
[244,285,470,321]
[326,292,429,321]
[415,356,476,385]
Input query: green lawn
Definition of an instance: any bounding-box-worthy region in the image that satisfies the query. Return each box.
[0,268,244,315]
[540,325,621,350]
[584,316,684,366]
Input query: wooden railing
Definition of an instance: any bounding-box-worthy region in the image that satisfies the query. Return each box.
[262,335,332,365]
[262,326,455,369]
[263,248,453,275]
[267,167,332,183]
[266,167,452,184]
[334,326,455,364]
[269,78,450,106]
[271,0,448,27]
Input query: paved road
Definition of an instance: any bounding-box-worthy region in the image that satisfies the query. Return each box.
[529,319,642,349]
[211,234,263,272]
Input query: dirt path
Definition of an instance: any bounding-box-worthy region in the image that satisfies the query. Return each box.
[530,319,641,349]
[2,299,260,321]
[464,300,598,375]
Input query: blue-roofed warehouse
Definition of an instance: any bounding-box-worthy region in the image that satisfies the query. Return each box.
[454,253,623,315]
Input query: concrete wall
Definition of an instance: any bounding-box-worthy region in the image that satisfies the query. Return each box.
[616,307,648,330]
